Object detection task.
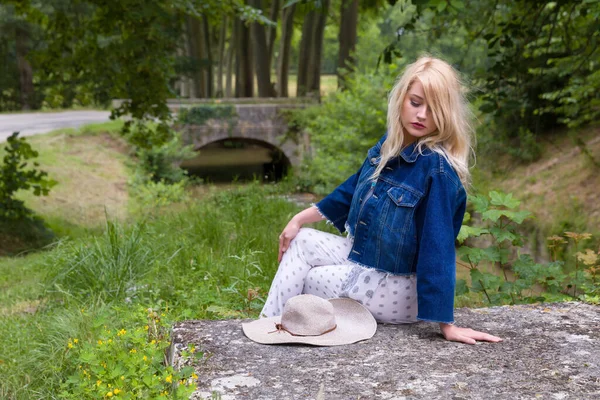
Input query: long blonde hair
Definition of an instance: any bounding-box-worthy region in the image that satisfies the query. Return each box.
[373,55,475,187]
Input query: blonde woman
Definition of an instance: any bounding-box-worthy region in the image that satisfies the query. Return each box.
[261,56,502,345]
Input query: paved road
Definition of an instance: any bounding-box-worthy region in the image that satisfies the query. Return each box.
[0,110,112,142]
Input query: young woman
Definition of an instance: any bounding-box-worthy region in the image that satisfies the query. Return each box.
[261,56,502,345]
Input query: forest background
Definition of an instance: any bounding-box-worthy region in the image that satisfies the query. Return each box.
[0,0,599,399]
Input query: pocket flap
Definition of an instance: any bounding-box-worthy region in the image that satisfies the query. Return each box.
[387,186,422,207]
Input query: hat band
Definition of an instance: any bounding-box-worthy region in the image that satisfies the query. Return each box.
[268,323,337,337]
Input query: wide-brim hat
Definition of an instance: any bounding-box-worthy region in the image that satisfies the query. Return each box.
[242,294,377,346]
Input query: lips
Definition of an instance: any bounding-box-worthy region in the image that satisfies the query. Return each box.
[411,123,426,129]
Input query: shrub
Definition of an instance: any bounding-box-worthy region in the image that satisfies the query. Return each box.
[0,132,56,219]
[59,306,198,400]
[457,191,599,305]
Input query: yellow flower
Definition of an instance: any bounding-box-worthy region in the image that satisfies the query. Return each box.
[117,329,126,336]
[106,391,113,398]
[97,340,103,345]
[113,388,121,395]
[143,355,148,362]
[192,373,198,380]
[179,379,186,385]
[96,380,102,387]
[67,342,74,349]
[150,340,156,345]
[129,348,137,354]
[73,338,79,344]
[144,325,149,331]
[165,375,173,383]
[108,339,113,344]
[120,376,125,380]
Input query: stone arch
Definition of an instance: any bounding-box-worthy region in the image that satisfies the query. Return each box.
[179,104,307,168]
[181,137,292,182]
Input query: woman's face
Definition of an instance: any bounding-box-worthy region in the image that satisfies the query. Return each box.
[401,79,437,145]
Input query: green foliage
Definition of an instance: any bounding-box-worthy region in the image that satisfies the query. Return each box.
[0,132,56,219]
[133,137,195,185]
[290,67,397,193]
[47,221,153,303]
[385,0,600,161]
[132,180,190,212]
[458,191,599,305]
[178,105,237,126]
[59,306,197,400]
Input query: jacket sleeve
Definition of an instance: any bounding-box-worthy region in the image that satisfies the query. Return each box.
[315,135,387,233]
[414,171,467,324]
[314,158,367,233]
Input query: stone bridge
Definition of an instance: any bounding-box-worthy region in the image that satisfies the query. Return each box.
[172,100,314,168]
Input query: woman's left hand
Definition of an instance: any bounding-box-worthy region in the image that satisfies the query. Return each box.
[439,323,503,345]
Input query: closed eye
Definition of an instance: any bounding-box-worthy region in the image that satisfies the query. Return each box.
[410,101,420,107]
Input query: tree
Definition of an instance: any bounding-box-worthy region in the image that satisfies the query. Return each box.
[297,0,330,97]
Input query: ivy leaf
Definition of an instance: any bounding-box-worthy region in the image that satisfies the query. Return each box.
[455,279,469,296]
[457,225,489,244]
[469,194,489,213]
[512,210,532,224]
[489,191,521,209]
[489,227,518,243]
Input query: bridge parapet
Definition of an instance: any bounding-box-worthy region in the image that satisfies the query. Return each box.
[176,102,311,167]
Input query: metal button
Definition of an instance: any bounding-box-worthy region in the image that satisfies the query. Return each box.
[370,158,377,163]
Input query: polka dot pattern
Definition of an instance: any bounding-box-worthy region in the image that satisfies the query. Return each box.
[260,227,418,324]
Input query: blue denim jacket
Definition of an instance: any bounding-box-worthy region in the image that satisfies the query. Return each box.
[315,135,466,324]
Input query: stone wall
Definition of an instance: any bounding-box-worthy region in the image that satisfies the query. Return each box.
[170,302,600,399]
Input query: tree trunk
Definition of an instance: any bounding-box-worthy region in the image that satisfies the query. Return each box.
[202,15,213,98]
[225,18,235,98]
[186,16,203,98]
[267,0,280,64]
[297,11,316,97]
[306,0,329,98]
[249,0,276,97]
[216,17,227,97]
[337,0,358,90]
[277,4,295,97]
[235,19,254,97]
[15,24,34,110]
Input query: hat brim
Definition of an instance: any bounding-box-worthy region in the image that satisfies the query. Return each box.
[242,298,377,346]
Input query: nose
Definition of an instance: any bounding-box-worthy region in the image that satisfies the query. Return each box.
[417,105,428,120]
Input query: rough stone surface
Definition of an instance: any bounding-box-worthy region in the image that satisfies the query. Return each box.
[170,302,600,399]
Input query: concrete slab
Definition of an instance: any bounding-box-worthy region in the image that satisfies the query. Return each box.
[170,302,600,399]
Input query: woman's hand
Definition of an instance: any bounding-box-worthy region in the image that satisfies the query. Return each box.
[439,323,503,345]
[277,206,325,262]
[278,219,301,262]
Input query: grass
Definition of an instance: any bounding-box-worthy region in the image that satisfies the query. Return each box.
[0,120,130,239]
[0,182,312,399]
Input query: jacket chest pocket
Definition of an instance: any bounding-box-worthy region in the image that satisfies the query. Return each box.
[384,186,422,233]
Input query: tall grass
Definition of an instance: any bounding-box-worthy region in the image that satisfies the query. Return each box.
[0,183,312,398]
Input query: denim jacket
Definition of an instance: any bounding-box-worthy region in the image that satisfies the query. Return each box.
[315,135,466,324]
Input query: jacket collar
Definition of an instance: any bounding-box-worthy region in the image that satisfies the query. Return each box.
[399,142,420,163]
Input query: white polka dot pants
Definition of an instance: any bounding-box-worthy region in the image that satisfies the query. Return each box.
[261,228,418,324]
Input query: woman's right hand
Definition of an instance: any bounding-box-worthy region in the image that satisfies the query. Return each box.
[278,219,301,262]
[277,206,326,263]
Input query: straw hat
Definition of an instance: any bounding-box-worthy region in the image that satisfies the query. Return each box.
[242,294,377,346]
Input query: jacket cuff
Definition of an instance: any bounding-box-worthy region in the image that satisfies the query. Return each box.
[314,198,348,233]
